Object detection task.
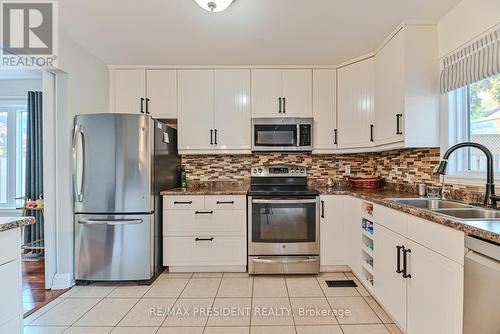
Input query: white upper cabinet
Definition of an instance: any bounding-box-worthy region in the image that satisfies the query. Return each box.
[312,69,337,153]
[178,69,251,154]
[178,70,215,151]
[111,70,146,114]
[374,25,439,147]
[251,69,312,117]
[337,58,375,149]
[111,69,177,118]
[146,70,177,119]
[214,69,251,152]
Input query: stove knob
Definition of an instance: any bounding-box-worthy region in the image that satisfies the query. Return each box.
[290,169,294,173]
[300,168,305,173]
[253,168,257,174]
[258,168,262,173]
[295,168,300,173]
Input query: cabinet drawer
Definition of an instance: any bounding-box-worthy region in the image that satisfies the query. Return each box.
[205,196,246,210]
[163,236,247,266]
[163,210,246,236]
[163,196,205,210]
[0,229,20,266]
[0,260,21,326]
[407,215,464,265]
[373,204,408,236]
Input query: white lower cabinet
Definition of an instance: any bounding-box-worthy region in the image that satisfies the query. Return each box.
[163,195,247,271]
[345,196,362,277]
[0,228,22,334]
[369,203,464,334]
[374,223,407,329]
[406,240,464,334]
[319,195,348,268]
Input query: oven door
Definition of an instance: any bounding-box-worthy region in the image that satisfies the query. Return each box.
[248,197,319,255]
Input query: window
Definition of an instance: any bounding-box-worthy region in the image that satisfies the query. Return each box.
[447,73,500,180]
[0,103,27,208]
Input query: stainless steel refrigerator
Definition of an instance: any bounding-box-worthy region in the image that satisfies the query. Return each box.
[73,113,180,284]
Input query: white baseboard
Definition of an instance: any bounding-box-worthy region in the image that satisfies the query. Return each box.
[168,265,247,273]
[51,272,73,290]
[320,265,351,272]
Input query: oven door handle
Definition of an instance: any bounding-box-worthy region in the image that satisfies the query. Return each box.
[252,257,318,264]
[252,199,318,204]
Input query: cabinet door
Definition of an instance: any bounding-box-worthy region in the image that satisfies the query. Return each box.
[406,240,464,334]
[0,260,21,327]
[281,69,312,117]
[146,70,177,119]
[319,195,346,266]
[113,70,146,114]
[214,69,251,152]
[337,58,375,149]
[313,69,337,152]
[251,69,282,117]
[373,224,407,329]
[178,70,214,151]
[374,31,404,145]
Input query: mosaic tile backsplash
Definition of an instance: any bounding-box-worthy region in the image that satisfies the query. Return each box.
[181,148,498,205]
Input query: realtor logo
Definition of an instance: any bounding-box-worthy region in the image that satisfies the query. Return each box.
[1,0,58,68]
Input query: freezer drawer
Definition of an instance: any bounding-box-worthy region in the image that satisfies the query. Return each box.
[74,214,154,281]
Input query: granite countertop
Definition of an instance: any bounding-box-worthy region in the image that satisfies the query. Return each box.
[161,181,499,243]
[315,186,500,244]
[161,181,249,196]
[0,216,36,232]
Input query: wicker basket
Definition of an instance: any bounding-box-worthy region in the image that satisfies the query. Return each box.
[348,176,382,189]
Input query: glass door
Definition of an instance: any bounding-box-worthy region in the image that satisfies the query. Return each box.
[251,198,317,243]
[253,124,297,147]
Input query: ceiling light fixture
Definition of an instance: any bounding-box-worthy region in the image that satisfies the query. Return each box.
[194,0,234,12]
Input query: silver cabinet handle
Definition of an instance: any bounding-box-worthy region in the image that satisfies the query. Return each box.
[252,257,318,264]
[78,219,143,225]
[252,199,317,204]
[72,124,84,202]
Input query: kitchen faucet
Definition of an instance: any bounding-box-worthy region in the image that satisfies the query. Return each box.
[435,142,500,207]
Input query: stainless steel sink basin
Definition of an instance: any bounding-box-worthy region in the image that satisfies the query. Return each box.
[433,208,500,220]
[386,198,473,209]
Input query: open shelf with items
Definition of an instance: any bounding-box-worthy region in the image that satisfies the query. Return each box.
[360,201,375,291]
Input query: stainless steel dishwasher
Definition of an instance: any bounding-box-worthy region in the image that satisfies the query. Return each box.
[463,236,500,334]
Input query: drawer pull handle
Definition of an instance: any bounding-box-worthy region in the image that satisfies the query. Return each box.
[195,237,214,242]
[195,210,214,214]
[216,201,234,204]
[402,248,412,278]
[174,201,192,204]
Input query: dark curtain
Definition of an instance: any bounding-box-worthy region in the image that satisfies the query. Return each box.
[24,91,43,250]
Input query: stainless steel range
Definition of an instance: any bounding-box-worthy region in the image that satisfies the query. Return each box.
[247,165,320,274]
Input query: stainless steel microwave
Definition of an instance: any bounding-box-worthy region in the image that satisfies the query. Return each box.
[252,118,313,152]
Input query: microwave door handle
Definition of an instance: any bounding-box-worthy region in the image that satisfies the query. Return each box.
[252,199,318,204]
[296,124,300,147]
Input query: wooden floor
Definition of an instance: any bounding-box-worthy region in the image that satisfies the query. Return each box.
[22,259,68,318]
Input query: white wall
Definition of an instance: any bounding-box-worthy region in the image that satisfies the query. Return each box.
[438,0,500,57]
[47,32,108,288]
[0,79,42,97]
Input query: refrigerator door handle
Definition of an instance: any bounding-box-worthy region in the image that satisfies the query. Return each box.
[72,124,85,202]
[77,219,143,225]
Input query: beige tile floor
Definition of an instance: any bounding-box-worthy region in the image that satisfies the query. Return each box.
[23,271,403,334]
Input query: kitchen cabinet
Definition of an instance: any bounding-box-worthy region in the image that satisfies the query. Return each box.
[374,25,439,148]
[337,58,375,149]
[373,223,407,329]
[319,195,347,268]
[368,203,464,334]
[178,70,215,151]
[163,195,247,271]
[178,69,251,154]
[0,228,22,334]
[312,69,337,153]
[110,69,177,118]
[406,240,463,334]
[345,196,362,278]
[251,69,312,117]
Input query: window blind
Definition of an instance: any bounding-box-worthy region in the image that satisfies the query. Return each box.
[440,27,500,94]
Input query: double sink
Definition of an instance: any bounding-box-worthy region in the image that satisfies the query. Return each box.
[386,198,500,221]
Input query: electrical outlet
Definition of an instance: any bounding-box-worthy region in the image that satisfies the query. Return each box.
[345,164,351,175]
